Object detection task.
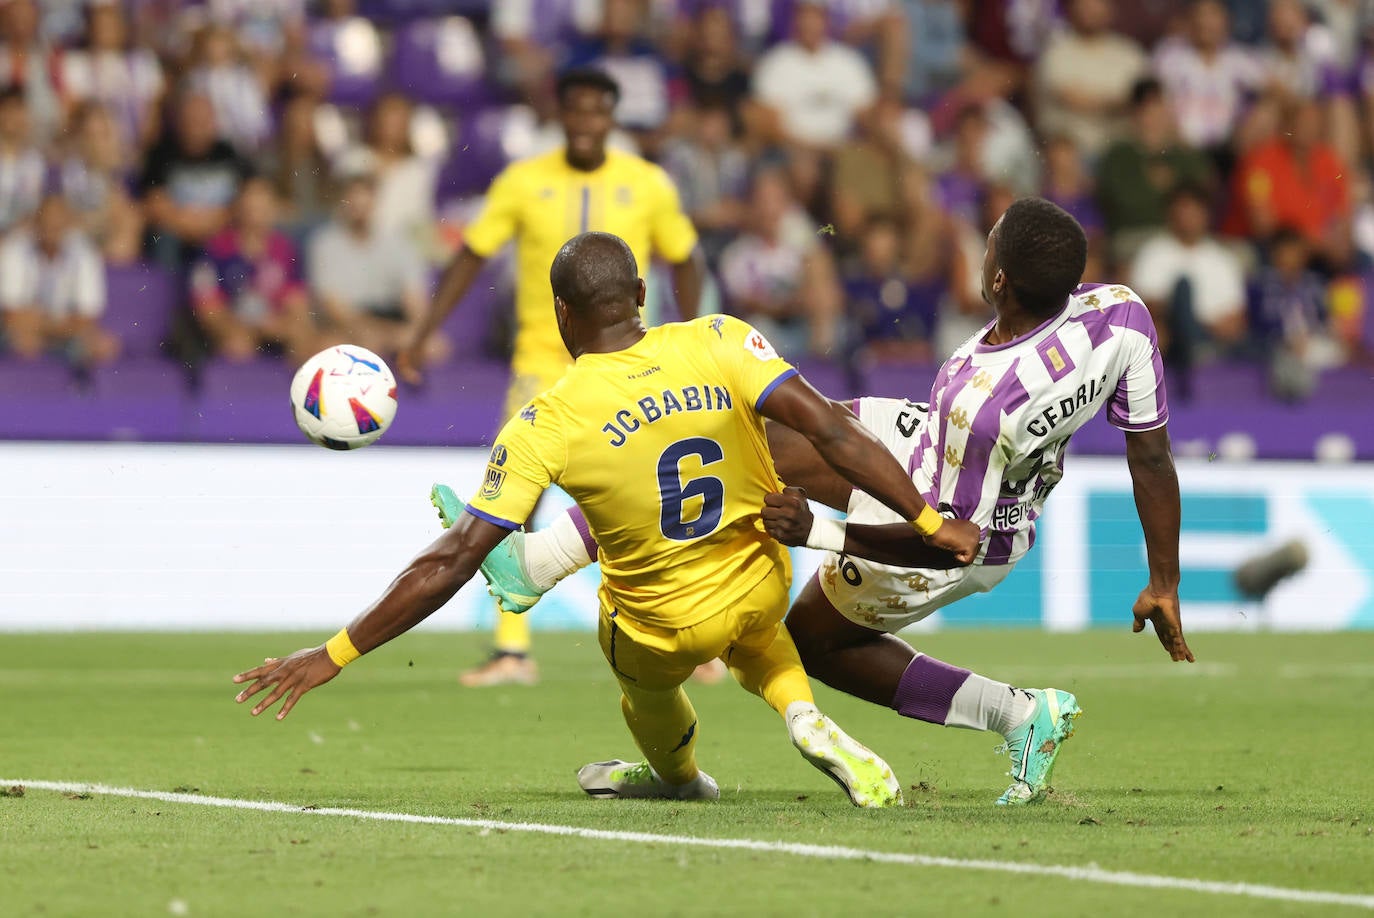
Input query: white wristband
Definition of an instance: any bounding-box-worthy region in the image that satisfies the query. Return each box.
[806,516,847,554]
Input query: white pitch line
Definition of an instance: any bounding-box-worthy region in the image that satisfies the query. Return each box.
[5,779,1373,912]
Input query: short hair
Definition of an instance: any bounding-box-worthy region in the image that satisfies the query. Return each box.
[0,86,25,108]
[994,197,1088,318]
[1167,181,1212,208]
[550,232,640,315]
[1129,77,1163,110]
[1269,225,1308,251]
[556,68,621,106]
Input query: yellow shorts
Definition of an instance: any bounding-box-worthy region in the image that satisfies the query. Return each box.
[597,570,790,691]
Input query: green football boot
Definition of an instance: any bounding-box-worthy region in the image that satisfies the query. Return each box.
[429,483,548,614]
[995,688,1082,806]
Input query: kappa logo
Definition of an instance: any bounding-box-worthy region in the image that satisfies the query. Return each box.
[710,316,725,339]
[948,407,970,430]
[969,370,995,393]
[944,445,963,469]
[520,405,537,425]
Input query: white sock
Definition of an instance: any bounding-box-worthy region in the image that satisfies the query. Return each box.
[945,676,1037,737]
[523,511,594,589]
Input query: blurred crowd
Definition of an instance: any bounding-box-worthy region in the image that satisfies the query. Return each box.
[3,0,1374,403]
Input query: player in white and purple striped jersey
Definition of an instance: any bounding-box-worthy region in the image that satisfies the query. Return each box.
[431,198,1193,805]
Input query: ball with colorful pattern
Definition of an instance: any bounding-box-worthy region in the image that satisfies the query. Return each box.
[289,345,399,450]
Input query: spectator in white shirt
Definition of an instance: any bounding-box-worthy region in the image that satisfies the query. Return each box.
[338,93,438,262]
[752,0,878,151]
[718,167,842,356]
[1033,0,1148,157]
[1152,0,1264,154]
[59,1,165,151]
[308,171,445,365]
[184,24,271,155]
[1130,182,1247,361]
[0,194,118,366]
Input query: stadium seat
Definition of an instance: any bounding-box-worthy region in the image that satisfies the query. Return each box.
[791,357,855,400]
[858,360,937,402]
[309,16,384,107]
[436,107,513,201]
[103,263,178,359]
[188,358,300,444]
[387,17,490,108]
[391,358,512,447]
[88,359,192,442]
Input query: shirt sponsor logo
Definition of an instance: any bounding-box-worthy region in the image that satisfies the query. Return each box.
[745,331,778,361]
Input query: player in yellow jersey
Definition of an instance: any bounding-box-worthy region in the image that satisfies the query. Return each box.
[234,233,979,806]
[396,68,705,687]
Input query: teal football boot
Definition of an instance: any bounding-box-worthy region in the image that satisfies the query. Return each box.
[995,688,1082,806]
[429,483,548,614]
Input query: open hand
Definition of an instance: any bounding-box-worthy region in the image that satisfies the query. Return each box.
[232,646,341,720]
[1132,585,1194,662]
[761,487,813,546]
[924,518,980,565]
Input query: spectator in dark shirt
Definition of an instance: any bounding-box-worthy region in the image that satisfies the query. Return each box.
[1250,227,1342,400]
[189,177,314,364]
[1095,77,1213,266]
[845,215,941,364]
[139,89,254,274]
[682,5,752,127]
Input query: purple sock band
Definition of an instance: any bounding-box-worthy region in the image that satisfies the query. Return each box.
[891,654,972,725]
[569,506,598,558]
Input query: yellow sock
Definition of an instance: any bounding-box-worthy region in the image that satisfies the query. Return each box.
[493,606,531,654]
[727,622,814,716]
[617,680,700,786]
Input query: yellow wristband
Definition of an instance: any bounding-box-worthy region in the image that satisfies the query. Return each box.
[910,505,944,537]
[324,629,361,668]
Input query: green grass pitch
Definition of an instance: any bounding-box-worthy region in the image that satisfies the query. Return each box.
[3,629,1372,917]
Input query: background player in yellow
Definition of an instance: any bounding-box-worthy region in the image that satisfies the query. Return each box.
[396,68,705,686]
[233,233,979,807]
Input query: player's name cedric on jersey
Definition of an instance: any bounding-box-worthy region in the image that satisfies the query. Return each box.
[601,382,736,447]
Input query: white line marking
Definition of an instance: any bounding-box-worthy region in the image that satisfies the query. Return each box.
[6,778,1372,911]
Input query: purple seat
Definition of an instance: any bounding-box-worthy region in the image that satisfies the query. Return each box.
[390,358,511,446]
[1317,366,1374,402]
[857,360,937,402]
[439,259,512,361]
[103,262,177,358]
[309,19,384,107]
[792,357,854,400]
[0,356,76,396]
[357,0,450,22]
[387,17,489,108]
[438,107,512,201]
[188,358,300,444]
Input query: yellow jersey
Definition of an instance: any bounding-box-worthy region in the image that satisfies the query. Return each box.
[466,316,797,628]
[463,148,699,380]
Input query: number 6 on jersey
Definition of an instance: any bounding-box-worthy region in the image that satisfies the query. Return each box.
[657,437,725,540]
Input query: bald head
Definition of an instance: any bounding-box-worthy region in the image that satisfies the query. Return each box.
[550,232,641,318]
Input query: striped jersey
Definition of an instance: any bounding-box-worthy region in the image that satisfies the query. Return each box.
[914,282,1168,567]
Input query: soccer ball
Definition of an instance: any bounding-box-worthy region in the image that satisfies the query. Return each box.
[290,345,399,450]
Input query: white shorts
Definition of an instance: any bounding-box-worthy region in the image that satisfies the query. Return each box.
[817,397,1014,633]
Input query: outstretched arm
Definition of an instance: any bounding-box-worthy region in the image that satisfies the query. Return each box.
[1125,425,1193,662]
[761,487,963,568]
[758,375,979,563]
[232,512,513,718]
[396,247,487,383]
[670,247,705,321]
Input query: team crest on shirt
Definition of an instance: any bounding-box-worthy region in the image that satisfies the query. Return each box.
[744,330,779,361]
[539,187,555,199]
[481,443,508,498]
[615,186,633,205]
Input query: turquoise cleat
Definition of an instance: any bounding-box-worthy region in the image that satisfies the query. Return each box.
[429,483,549,614]
[995,688,1082,806]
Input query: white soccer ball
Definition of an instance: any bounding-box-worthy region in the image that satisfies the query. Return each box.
[289,345,399,450]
